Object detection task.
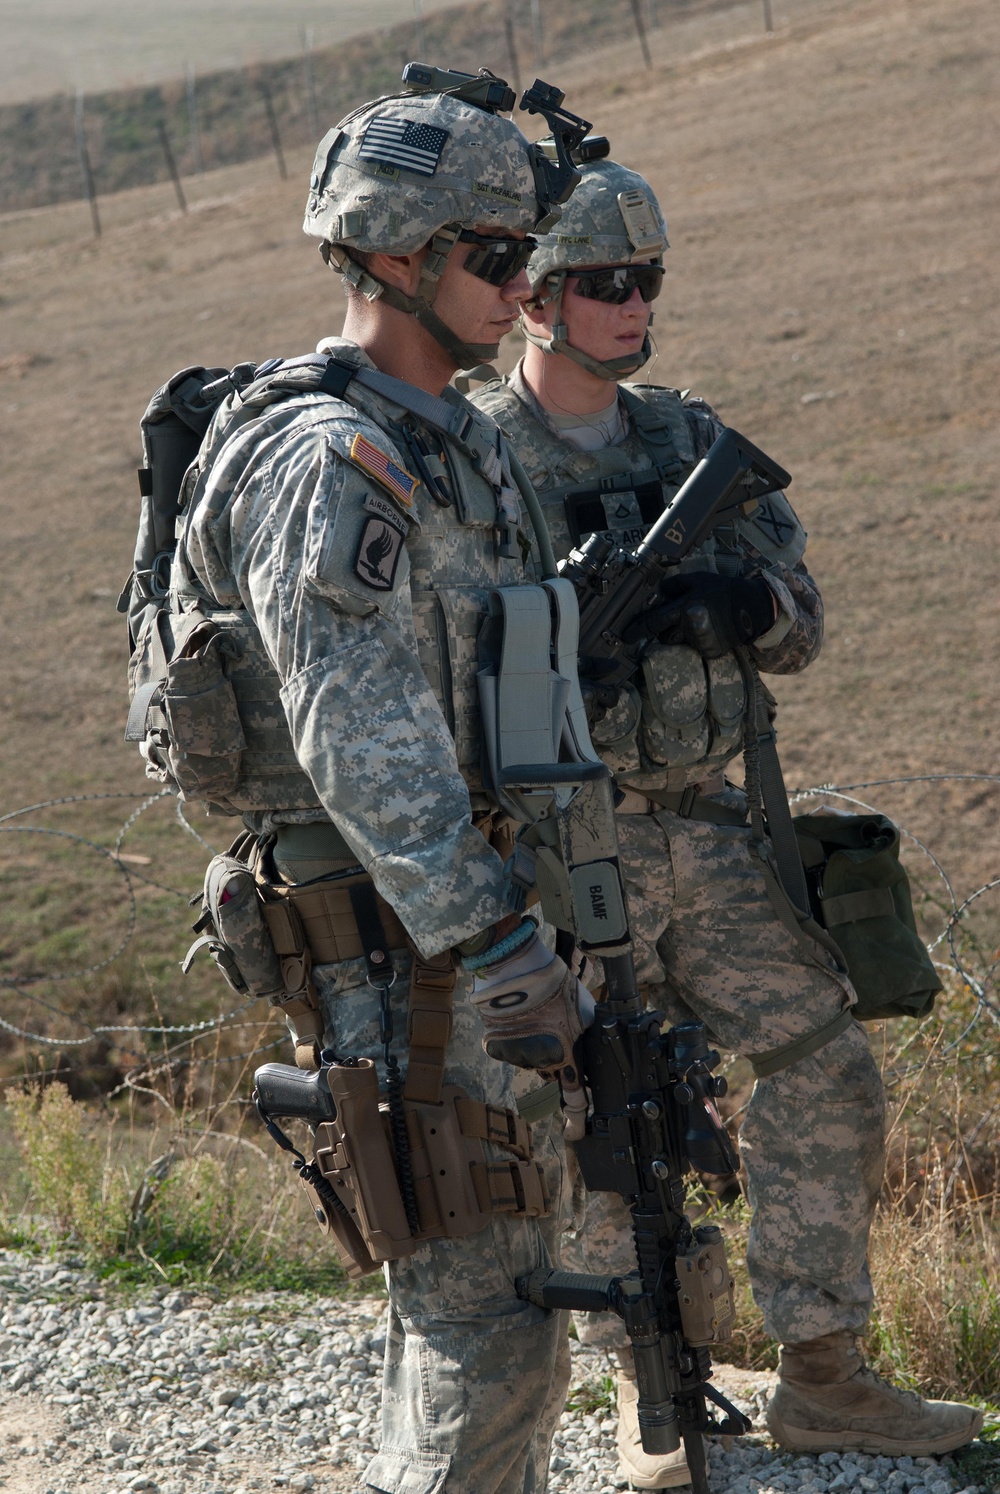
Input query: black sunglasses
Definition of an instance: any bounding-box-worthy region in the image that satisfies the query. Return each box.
[458,229,538,286]
[570,263,665,304]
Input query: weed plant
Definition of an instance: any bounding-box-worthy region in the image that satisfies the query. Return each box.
[1,1075,365,1297]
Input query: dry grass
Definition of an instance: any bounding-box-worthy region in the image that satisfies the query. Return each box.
[0,0,998,1400]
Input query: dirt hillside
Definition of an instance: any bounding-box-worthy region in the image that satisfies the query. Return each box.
[1,0,997,969]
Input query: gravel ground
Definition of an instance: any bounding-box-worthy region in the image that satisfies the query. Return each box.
[0,1250,987,1494]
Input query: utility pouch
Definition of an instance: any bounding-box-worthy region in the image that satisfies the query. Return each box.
[160,621,247,799]
[183,835,284,1000]
[793,808,941,1021]
[307,1071,549,1278]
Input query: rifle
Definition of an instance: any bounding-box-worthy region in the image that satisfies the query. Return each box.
[497,429,793,1486]
[253,429,788,1486]
[560,425,791,703]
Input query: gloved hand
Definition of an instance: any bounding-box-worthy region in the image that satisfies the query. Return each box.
[632,571,777,659]
[469,931,596,1141]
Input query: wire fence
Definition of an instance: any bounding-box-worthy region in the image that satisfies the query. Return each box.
[1,775,998,1101]
[0,0,792,222]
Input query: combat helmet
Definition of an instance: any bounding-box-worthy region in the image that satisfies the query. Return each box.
[304,65,592,369]
[523,143,668,380]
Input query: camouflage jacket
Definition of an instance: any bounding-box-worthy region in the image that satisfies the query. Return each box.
[172,337,529,955]
[475,362,823,792]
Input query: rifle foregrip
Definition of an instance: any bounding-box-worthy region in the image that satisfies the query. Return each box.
[516,1268,618,1312]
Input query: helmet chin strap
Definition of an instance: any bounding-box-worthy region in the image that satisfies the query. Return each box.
[325,228,501,371]
[522,270,653,381]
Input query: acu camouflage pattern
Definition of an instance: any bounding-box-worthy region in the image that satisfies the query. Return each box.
[173,336,530,958]
[313,950,568,1492]
[174,335,576,1490]
[558,803,884,1348]
[475,364,823,791]
[304,90,544,254]
[473,368,885,1349]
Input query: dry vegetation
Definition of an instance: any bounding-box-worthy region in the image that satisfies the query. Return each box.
[1,0,999,1405]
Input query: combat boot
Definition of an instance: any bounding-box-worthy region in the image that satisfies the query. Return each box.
[615,1360,695,1489]
[767,1331,982,1455]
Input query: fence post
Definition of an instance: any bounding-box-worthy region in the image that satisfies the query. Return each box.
[503,0,521,93]
[763,0,774,31]
[302,27,319,138]
[413,0,426,57]
[185,62,204,173]
[531,0,545,70]
[628,0,653,68]
[647,0,659,28]
[74,91,101,239]
[156,119,187,212]
[259,81,288,180]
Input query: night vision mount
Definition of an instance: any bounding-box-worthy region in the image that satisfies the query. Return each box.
[401,62,592,227]
[402,63,518,114]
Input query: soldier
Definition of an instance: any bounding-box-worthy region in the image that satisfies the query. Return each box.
[471,153,982,1487]
[161,72,594,1494]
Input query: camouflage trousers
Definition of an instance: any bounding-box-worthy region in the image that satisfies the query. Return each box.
[561,800,886,1349]
[314,951,570,1494]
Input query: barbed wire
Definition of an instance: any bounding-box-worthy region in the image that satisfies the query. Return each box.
[0,775,996,1079]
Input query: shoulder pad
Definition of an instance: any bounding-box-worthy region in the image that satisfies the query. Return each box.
[620,381,684,404]
[680,392,723,422]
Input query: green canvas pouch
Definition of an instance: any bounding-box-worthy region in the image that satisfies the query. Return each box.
[792,808,941,1021]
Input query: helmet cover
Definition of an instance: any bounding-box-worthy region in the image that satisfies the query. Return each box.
[304,91,543,253]
[527,157,667,289]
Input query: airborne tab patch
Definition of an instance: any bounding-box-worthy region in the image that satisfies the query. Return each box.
[350,433,418,511]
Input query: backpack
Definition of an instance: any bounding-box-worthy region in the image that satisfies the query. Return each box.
[121,361,321,816]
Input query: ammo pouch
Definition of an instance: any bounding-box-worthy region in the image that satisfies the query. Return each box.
[300,1061,549,1281]
[793,809,941,1022]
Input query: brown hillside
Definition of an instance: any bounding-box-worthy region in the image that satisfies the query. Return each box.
[1,0,997,1000]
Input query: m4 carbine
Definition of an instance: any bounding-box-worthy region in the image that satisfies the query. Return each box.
[560,425,791,703]
[503,429,793,1487]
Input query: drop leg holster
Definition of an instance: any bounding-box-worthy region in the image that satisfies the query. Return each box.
[251,851,550,1279]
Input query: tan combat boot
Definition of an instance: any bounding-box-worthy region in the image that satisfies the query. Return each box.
[615,1361,695,1490]
[767,1331,983,1455]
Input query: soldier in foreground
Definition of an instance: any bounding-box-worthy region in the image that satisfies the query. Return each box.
[471,153,982,1487]
[147,71,598,1493]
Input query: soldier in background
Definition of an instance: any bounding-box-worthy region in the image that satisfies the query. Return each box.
[165,76,595,1493]
[472,153,982,1488]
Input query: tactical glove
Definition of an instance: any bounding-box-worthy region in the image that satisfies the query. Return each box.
[470,932,596,1141]
[635,571,777,659]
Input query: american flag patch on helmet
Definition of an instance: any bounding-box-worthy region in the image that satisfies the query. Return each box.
[358,117,449,177]
[350,433,418,510]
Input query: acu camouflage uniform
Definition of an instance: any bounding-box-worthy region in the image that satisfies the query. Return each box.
[473,363,886,1349]
[173,337,569,1493]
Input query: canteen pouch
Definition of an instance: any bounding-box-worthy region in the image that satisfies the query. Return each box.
[793,808,942,1021]
[161,622,247,799]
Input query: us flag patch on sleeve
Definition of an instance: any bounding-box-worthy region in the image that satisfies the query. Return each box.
[350,433,418,511]
[358,117,449,177]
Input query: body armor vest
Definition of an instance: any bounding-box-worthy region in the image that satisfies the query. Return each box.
[474,370,807,791]
[127,349,526,819]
